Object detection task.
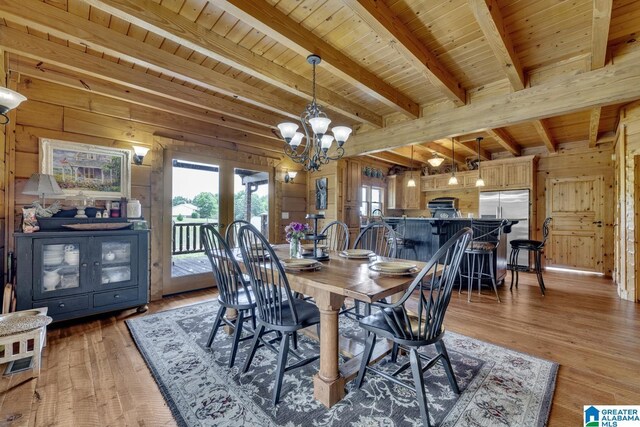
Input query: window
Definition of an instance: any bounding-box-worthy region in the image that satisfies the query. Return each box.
[360,185,384,217]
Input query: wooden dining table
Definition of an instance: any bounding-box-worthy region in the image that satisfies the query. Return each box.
[234,244,425,408]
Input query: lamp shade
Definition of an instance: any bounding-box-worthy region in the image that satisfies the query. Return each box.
[133,146,150,157]
[309,117,331,135]
[320,134,334,150]
[406,176,416,187]
[287,171,298,179]
[0,87,27,114]
[332,126,352,145]
[427,154,444,167]
[277,122,298,140]
[290,132,304,148]
[22,173,64,196]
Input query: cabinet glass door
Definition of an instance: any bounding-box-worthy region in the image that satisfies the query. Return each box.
[34,238,88,299]
[97,236,137,289]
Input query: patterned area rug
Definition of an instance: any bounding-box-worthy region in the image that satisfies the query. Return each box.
[126,301,557,427]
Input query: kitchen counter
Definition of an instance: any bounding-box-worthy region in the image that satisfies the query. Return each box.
[369,217,517,284]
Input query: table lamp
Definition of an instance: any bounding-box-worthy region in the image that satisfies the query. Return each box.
[22,173,64,208]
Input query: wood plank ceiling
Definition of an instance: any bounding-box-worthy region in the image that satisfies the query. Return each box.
[0,0,637,169]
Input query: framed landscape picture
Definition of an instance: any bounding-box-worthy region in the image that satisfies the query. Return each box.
[40,138,132,199]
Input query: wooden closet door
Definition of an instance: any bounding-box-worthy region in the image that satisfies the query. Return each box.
[546,176,604,273]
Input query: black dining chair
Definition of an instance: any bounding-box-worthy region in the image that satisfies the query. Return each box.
[225,219,252,249]
[354,222,398,258]
[236,224,321,405]
[509,217,552,295]
[355,228,473,427]
[320,220,349,252]
[459,219,506,302]
[201,224,256,368]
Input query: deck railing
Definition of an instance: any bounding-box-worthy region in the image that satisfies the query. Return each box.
[172,221,217,255]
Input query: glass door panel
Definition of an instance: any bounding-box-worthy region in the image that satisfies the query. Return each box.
[34,238,88,299]
[98,236,136,288]
[233,168,269,236]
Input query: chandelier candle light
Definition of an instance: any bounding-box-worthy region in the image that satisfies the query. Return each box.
[277,55,352,172]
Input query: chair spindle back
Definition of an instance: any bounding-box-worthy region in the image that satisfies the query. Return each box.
[354,222,398,258]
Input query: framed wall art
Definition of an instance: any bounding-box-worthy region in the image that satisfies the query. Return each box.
[40,138,132,199]
[315,177,328,210]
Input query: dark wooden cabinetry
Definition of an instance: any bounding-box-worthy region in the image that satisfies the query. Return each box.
[16,229,149,322]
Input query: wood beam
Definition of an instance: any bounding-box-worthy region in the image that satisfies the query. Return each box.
[468,0,525,90]
[10,55,278,141]
[83,0,382,127]
[212,0,420,118]
[588,0,612,149]
[589,108,602,148]
[365,151,413,168]
[0,27,282,127]
[343,0,465,106]
[486,129,521,156]
[532,120,556,153]
[591,0,613,70]
[0,0,309,120]
[344,54,640,156]
[454,138,492,160]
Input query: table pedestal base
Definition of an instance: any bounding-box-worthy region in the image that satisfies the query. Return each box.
[313,373,345,407]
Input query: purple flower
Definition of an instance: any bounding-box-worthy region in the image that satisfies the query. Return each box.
[284,222,310,242]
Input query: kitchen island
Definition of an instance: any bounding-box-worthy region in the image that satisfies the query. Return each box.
[379,217,517,284]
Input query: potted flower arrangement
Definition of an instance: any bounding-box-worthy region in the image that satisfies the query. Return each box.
[285,222,309,258]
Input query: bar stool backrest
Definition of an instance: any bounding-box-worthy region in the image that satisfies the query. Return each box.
[540,217,553,247]
[470,219,507,248]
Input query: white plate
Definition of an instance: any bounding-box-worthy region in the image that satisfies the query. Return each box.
[369,261,417,273]
[281,258,319,268]
[301,244,327,251]
[339,249,374,258]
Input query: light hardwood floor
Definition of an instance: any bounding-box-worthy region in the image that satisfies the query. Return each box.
[0,271,638,426]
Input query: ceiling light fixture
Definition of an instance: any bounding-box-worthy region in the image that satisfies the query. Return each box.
[0,87,27,124]
[277,55,351,172]
[475,137,485,187]
[427,152,444,167]
[448,140,458,185]
[407,145,416,187]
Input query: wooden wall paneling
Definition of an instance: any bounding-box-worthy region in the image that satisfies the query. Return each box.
[15,99,64,131]
[275,166,307,243]
[0,49,6,284]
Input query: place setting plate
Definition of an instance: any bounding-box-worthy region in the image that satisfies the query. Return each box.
[339,249,375,259]
[280,258,322,272]
[368,261,419,276]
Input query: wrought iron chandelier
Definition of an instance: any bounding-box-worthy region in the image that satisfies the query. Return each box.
[277,55,352,172]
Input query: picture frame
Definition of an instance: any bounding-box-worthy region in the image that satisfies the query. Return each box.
[40,138,132,199]
[316,178,328,210]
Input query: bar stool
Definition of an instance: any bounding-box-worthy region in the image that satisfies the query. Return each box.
[460,219,506,302]
[509,217,552,295]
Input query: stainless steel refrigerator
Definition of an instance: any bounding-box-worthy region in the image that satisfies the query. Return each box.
[479,189,530,267]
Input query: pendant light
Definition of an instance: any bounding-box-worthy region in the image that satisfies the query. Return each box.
[475,137,485,187]
[407,145,416,187]
[427,152,444,167]
[448,140,458,185]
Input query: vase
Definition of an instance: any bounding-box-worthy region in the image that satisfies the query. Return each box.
[289,238,301,259]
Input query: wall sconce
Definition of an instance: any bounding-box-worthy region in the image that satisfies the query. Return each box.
[133,146,150,165]
[0,87,27,124]
[284,170,297,183]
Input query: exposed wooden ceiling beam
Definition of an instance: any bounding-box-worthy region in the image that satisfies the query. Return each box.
[468,0,525,91]
[10,55,278,141]
[454,138,492,160]
[486,129,521,156]
[344,49,640,156]
[588,108,602,148]
[532,120,556,153]
[0,26,283,128]
[0,0,312,121]
[343,0,465,106]
[469,0,555,154]
[83,0,382,128]
[588,0,613,148]
[212,0,420,118]
[366,151,414,168]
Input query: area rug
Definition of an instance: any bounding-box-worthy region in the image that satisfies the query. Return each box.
[126,301,557,427]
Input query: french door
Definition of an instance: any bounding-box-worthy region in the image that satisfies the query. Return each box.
[162,151,273,295]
